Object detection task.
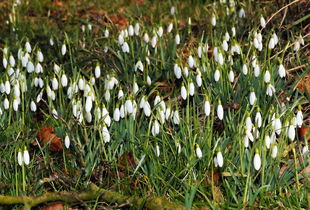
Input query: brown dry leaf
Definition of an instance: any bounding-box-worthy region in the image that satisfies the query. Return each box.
[118,152,135,179]
[109,14,129,29]
[130,0,144,6]
[37,126,63,152]
[43,202,64,210]
[295,73,310,94]
[299,126,310,141]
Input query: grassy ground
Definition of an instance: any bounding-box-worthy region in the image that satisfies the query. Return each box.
[0,0,309,209]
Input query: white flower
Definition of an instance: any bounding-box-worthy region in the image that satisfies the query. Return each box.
[214,69,220,82]
[265,135,271,149]
[102,125,110,143]
[278,64,286,78]
[302,145,308,155]
[239,8,245,18]
[181,84,187,100]
[35,63,43,73]
[249,91,256,105]
[211,15,216,26]
[242,64,248,75]
[151,120,160,136]
[37,50,44,62]
[52,77,59,90]
[118,89,124,99]
[204,99,211,116]
[266,83,276,97]
[147,75,152,85]
[255,111,262,128]
[49,37,54,46]
[18,149,23,166]
[196,144,203,159]
[23,147,30,165]
[65,135,70,148]
[175,34,180,45]
[128,25,134,36]
[222,40,228,51]
[133,82,139,94]
[157,26,163,37]
[268,38,275,49]
[25,41,31,53]
[151,36,157,48]
[254,64,260,77]
[231,27,236,37]
[253,152,261,171]
[218,52,224,65]
[273,33,278,45]
[61,43,67,55]
[288,124,295,141]
[274,115,282,135]
[170,6,175,15]
[118,34,124,45]
[260,16,266,28]
[156,145,160,157]
[27,61,34,73]
[173,110,180,125]
[196,74,202,87]
[271,145,278,158]
[264,70,271,83]
[52,108,58,119]
[13,98,18,111]
[296,110,303,127]
[217,102,224,120]
[2,57,7,68]
[125,98,133,114]
[30,101,37,112]
[183,67,189,78]
[189,81,195,96]
[143,101,151,117]
[61,74,68,87]
[245,115,252,131]
[5,80,10,95]
[188,55,195,68]
[122,42,130,53]
[174,64,182,79]
[135,60,143,72]
[165,106,171,120]
[228,70,234,83]
[217,150,224,167]
[198,46,202,58]
[143,33,149,42]
[95,64,101,78]
[214,157,218,167]
[113,107,120,121]
[85,96,93,113]
[9,55,15,67]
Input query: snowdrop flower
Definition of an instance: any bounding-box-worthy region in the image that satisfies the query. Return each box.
[264,70,271,83]
[228,70,234,83]
[198,45,202,58]
[113,106,120,122]
[4,97,9,110]
[52,77,59,90]
[122,42,130,53]
[249,89,256,105]
[204,96,211,116]
[151,120,160,136]
[35,63,43,74]
[196,73,202,87]
[174,64,182,79]
[271,145,278,158]
[102,106,111,127]
[85,96,93,113]
[217,149,224,167]
[64,135,70,148]
[302,145,308,155]
[18,149,23,166]
[157,26,163,37]
[155,144,160,157]
[214,69,220,82]
[217,100,224,120]
[272,32,278,45]
[183,66,189,78]
[265,135,271,149]
[13,97,18,111]
[143,101,151,117]
[239,8,245,18]
[173,110,180,125]
[95,64,101,78]
[151,35,157,48]
[188,55,195,68]
[254,64,260,77]
[134,23,140,35]
[61,43,67,55]
[118,34,124,45]
[128,25,134,36]
[175,34,180,45]
[225,32,230,41]
[181,83,187,100]
[222,39,228,51]
[61,74,68,87]
[135,60,143,72]
[253,150,261,171]
[242,64,248,75]
[196,144,203,159]
[25,41,31,53]
[266,83,275,97]
[274,114,282,135]
[37,50,44,62]
[125,98,133,114]
[278,63,286,78]
[268,37,275,49]
[30,101,37,112]
[296,109,303,128]
[54,63,60,74]
[27,61,34,73]
[189,80,195,96]
[260,16,266,28]
[9,55,15,67]
[170,6,175,15]
[211,14,216,26]
[52,108,58,119]
[104,90,110,102]
[133,81,139,94]
[143,33,149,43]
[104,29,109,37]
[245,113,252,131]
[288,123,295,141]
[245,126,254,143]
[218,52,224,65]
[2,57,7,69]
[118,89,124,99]
[101,124,110,143]
[5,80,11,94]
[255,109,262,128]
[165,105,171,120]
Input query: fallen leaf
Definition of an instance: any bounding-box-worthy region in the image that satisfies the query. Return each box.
[43,202,64,210]
[118,152,135,179]
[295,73,310,94]
[299,126,310,141]
[37,126,63,152]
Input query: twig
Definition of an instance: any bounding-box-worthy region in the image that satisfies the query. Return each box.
[0,183,185,209]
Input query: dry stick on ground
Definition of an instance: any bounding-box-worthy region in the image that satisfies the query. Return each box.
[0,183,185,210]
